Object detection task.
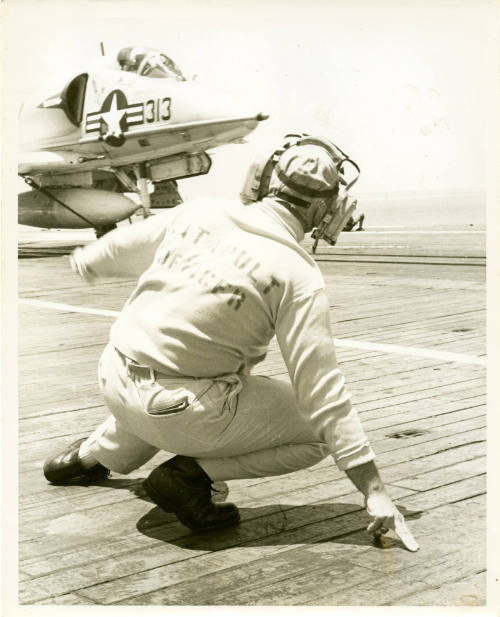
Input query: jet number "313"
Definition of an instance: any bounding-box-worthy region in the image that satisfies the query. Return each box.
[144,98,172,123]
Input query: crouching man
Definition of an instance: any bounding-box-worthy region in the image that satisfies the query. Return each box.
[44,134,418,551]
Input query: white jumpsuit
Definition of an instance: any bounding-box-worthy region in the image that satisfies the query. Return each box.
[73,197,375,481]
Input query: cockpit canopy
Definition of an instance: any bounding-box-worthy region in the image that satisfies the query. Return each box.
[117,47,186,80]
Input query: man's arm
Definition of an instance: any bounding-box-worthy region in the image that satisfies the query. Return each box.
[276,289,418,551]
[276,289,374,471]
[70,211,173,282]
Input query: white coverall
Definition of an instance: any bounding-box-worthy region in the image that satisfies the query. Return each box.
[74,197,375,481]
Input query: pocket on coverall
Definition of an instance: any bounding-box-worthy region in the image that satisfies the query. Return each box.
[134,372,235,417]
[130,369,242,455]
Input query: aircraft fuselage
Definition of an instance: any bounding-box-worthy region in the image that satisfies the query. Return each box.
[18,46,268,231]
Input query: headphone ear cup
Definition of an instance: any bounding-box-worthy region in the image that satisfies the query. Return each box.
[240,150,277,204]
[315,193,358,246]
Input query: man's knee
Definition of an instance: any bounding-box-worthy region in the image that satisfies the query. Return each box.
[272,441,330,475]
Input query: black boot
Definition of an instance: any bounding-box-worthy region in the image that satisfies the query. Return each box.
[143,455,240,531]
[43,438,109,485]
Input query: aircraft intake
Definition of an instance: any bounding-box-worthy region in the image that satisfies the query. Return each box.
[18,188,140,229]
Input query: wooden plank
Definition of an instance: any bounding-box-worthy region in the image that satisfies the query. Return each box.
[345,364,485,393]
[357,394,484,424]
[375,429,485,461]
[334,304,485,331]
[352,368,485,399]
[117,499,484,606]
[19,408,109,447]
[118,555,380,606]
[17,442,486,600]
[16,232,487,606]
[20,397,105,420]
[393,474,486,511]
[35,593,98,605]
[331,309,484,339]
[388,457,485,491]
[18,488,412,603]
[381,452,485,489]
[19,357,99,385]
[335,308,485,339]
[353,379,485,409]
[362,405,483,436]
[393,572,486,606]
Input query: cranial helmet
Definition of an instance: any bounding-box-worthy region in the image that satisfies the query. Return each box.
[240,134,360,251]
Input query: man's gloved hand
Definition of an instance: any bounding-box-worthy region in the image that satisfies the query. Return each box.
[345,460,419,552]
[69,248,97,283]
[365,490,419,552]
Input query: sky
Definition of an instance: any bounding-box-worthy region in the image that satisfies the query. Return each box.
[2,0,498,200]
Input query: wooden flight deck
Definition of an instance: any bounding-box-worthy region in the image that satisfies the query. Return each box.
[16,226,486,606]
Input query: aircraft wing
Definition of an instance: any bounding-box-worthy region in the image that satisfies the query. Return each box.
[18,150,110,176]
[18,151,88,175]
[19,113,268,175]
[78,113,269,149]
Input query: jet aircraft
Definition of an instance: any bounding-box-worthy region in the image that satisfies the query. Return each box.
[18,46,268,236]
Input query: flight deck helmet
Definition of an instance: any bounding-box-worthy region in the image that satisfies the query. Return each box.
[240,134,360,249]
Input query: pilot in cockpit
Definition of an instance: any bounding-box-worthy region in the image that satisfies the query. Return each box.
[117,47,145,72]
[117,46,185,81]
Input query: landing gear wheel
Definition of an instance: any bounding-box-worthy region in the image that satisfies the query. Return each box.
[94,224,117,239]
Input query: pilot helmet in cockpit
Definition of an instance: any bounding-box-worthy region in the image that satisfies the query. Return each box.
[117,47,185,81]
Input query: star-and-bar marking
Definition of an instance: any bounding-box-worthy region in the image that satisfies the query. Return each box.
[85,89,144,147]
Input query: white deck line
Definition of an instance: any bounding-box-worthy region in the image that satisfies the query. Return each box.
[19,299,120,318]
[333,337,486,367]
[352,230,485,234]
[20,298,486,367]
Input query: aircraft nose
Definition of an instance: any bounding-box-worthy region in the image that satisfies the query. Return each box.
[183,82,267,124]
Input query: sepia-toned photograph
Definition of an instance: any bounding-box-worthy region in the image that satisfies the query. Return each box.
[2,0,499,613]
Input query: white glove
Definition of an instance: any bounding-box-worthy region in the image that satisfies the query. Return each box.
[365,491,419,552]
